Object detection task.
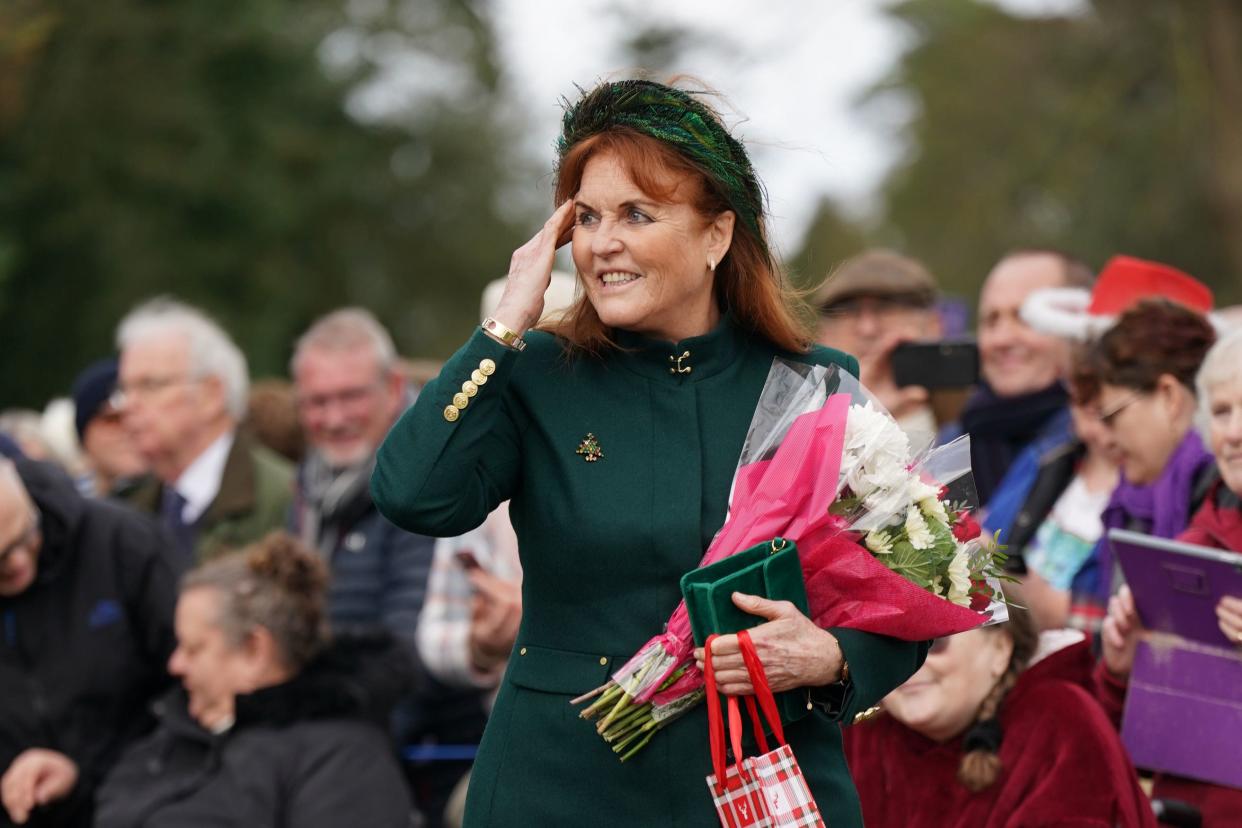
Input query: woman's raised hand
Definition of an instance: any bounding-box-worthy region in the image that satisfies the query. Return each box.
[488,199,577,338]
[693,593,844,695]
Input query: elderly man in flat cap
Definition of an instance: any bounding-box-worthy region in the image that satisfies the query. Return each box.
[814,249,943,446]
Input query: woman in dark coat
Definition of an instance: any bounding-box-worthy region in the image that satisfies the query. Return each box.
[372,78,927,827]
[94,533,415,828]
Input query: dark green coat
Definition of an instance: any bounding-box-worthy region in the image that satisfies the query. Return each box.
[373,319,927,827]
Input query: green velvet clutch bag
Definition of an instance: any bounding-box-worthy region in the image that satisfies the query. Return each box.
[680,537,811,723]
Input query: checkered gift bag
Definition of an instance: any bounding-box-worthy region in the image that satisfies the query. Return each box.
[704,631,826,828]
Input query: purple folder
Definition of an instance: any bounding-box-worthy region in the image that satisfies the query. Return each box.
[1110,528,1242,789]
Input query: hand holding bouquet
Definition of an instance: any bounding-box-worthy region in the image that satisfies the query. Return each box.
[574,360,1010,760]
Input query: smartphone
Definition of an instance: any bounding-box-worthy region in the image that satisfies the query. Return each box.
[455,550,482,570]
[891,339,979,389]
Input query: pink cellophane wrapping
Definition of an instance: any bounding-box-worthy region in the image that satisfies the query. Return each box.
[609,361,993,706]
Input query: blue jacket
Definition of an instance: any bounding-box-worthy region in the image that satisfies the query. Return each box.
[289,464,488,749]
[982,407,1075,550]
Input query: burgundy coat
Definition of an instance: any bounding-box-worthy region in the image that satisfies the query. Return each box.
[1178,479,1242,550]
[844,641,1156,828]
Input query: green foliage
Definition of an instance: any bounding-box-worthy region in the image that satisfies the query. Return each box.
[887,537,936,589]
[0,0,532,407]
[791,0,1242,309]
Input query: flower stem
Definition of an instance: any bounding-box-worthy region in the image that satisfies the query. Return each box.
[618,730,656,762]
[579,682,625,720]
[570,682,610,706]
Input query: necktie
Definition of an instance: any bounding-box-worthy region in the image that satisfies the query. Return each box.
[159,486,196,564]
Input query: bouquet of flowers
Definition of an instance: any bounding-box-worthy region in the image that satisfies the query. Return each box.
[573,360,1010,760]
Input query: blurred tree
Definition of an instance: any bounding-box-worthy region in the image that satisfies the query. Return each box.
[0,0,530,408]
[831,0,1242,312]
[784,197,870,291]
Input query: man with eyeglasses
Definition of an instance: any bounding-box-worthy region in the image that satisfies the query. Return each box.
[0,458,178,827]
[289,308,486,828]
[115,298,293,565]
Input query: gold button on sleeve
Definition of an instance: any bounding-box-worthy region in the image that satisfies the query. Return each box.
[479,358,496,376]
[443,405,460,423]
[519,647,528,656]
[598,657,608,666]
[452,392,470,410]
[471,369,488,385]
[461,380,478,397]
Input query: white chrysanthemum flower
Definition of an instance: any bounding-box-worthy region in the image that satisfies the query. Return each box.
[947,548,972,607]
[905,505,934,550]
[920,495,949,526]
[865,529,894,555]
[907,478,941,504]
[844,403,911,470]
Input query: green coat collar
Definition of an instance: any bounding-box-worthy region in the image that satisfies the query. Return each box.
[611,314,749,382]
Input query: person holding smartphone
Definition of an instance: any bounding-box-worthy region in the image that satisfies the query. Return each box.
[813,250,942,448]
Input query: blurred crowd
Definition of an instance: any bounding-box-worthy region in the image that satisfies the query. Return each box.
[1,250,1239,827]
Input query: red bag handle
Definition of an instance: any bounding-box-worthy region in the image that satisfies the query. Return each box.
[706,632,786,792]
[737,629,786,746]
[704,634,728,788]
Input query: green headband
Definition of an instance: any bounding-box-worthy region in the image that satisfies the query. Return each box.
[555,79,768,247]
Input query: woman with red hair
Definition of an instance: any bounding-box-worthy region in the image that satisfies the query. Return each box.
[373,78,927,826]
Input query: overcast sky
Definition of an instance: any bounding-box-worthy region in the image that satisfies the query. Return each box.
[488,0,1086,254]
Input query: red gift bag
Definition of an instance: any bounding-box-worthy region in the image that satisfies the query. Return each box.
[704,630,826,828]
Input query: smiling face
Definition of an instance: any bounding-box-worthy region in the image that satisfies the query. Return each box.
[1207,376,1242,495]
[1096,376,1194,485]
[977,254,1071,397]
[883,628,1013,743]
[570,151,734,343]
[294,344,404,469]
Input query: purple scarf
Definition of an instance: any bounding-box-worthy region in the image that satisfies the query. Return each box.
[1088,429,1215,599]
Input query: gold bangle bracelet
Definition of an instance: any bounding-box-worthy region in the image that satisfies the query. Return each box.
[481,316,526,352]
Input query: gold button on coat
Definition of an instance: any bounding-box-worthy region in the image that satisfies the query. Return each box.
[479,358,497,376]
[519,647,528,656]
[462,380,478,397]
[443,406,460,422]
[452,392,470,409]
[471,369,488,385]
[599,657,608,666]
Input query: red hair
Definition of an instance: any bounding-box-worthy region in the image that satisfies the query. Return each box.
[543,128,813,355]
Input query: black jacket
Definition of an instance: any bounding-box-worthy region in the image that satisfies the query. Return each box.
[0,461,179,828]
[94,635,417,828]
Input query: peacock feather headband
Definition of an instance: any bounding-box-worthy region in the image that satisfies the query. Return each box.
[555,79,768,251]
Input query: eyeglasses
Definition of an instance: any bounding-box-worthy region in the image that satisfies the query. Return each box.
[1097,390,1146,428]
[296,382,383,413]
[111,375,200,408]
[0,507,41,566]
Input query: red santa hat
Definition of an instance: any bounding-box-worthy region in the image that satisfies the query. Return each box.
[1021,254,1217,341]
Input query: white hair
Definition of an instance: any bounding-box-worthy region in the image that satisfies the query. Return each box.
[291,307,396,375]
[1198,325,1242,415]
[117,298,250,420]
[0,458,25,502]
